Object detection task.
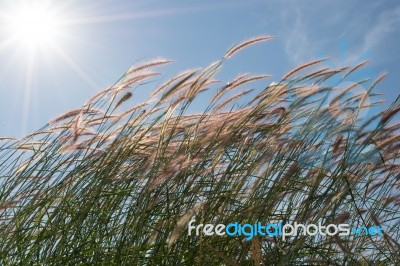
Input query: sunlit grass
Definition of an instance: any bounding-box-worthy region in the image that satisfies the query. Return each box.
[0,36,399,265]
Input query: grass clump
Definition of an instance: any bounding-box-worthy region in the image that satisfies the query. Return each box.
[0,36,400,265]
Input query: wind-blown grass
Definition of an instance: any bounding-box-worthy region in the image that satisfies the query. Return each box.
[0,36,399,265]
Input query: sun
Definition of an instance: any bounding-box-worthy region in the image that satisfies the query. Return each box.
[3,2,63,50]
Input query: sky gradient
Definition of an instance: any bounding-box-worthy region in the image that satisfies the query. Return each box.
[0,0,399,137]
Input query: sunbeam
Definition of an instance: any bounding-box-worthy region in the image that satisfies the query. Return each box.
[49,43,100,90]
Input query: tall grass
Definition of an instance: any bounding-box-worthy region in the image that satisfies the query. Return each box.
[0,36,399,265]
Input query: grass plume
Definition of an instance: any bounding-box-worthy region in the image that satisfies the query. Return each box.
[0,36,399,265]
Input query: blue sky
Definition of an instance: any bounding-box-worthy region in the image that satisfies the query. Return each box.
[0,0,399,137]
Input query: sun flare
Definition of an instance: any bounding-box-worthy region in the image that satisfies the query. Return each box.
[3,3,63,50]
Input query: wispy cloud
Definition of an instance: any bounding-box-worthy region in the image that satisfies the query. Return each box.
[361,6,400,54]
[282,8,313,64]
[275,0,400,66]
[63,1,259,26]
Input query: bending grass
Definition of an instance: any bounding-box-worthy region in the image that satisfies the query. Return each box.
[0,36,400,265]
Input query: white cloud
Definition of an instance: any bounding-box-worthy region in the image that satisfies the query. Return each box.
[276,1,400,66]
[282,8,313,64]
[361,6,400,53]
